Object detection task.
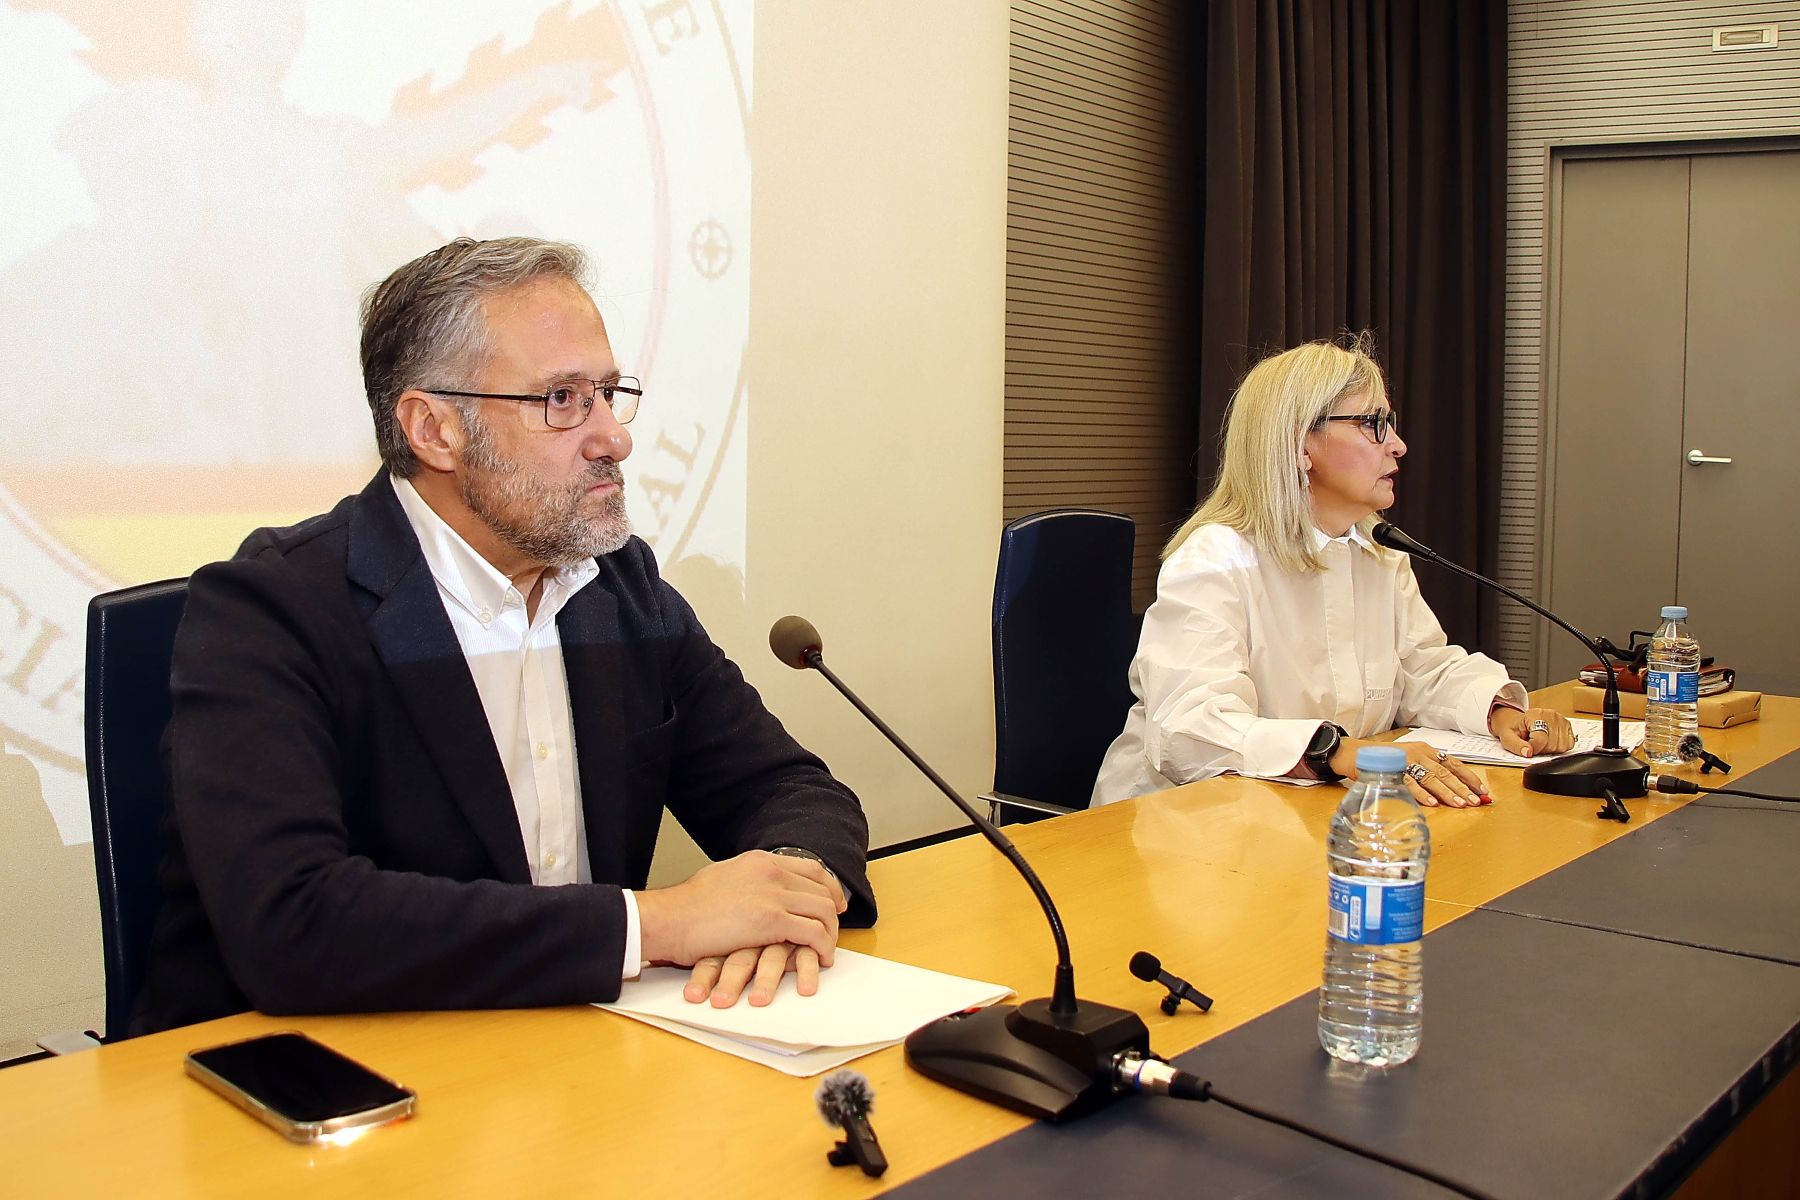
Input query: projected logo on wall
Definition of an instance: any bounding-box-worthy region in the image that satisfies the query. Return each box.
[0,0,751,845]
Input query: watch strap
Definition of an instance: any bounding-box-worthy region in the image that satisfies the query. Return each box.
[1304,722,1347,782]
[771,846,839,892]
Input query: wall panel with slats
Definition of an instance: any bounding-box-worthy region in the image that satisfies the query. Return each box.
[1007,0,1191,609]
[1502,1,1800,682]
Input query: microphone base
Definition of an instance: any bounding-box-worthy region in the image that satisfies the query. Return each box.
[904,999,1150,1123]
[1523,747,1648,799]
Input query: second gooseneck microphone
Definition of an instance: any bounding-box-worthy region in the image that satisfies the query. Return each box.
[1369,521,1646,819]
[770,615,1153,1123]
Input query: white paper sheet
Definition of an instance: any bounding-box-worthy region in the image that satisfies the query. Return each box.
[1397,718,1645,768]
[606,1009,894,1077]
[595,948,1013,1075]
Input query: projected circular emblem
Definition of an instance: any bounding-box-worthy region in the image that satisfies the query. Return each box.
[0,0,751,843]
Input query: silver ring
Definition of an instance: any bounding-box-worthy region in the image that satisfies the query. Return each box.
[1435,748,1450,763]
[1406,763,1431,783]
[1529,720,1551,734]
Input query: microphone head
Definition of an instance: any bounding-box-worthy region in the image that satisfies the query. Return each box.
[769,615,823,669]
[1370,521,1407,551]
[1128,951,1162,982]
[815,1069,874,1125]
[1678,733,1706,762]
[1369,521,1434,560]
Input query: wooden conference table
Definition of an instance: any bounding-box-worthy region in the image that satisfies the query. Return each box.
[3,685,1797,1197]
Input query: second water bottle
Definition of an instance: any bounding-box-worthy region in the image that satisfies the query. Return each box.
[1319,745,1430,1067]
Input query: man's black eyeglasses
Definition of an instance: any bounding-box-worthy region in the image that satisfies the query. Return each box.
[1319,410,1399,444]
[424,377,642,429]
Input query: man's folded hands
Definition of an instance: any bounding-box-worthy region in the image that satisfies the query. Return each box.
[638,850,848,1007]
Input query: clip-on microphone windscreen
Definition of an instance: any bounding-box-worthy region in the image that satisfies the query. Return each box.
[1678,733,1732,775]
[816,1070,888,1177]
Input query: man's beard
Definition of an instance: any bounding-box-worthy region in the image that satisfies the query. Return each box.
[457,409,632,565]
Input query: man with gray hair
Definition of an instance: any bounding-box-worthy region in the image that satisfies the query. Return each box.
[132,238,875,1035]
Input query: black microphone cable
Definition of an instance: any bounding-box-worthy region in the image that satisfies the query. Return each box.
[1647,775,1800,805]
[1114,1055,1501,1200]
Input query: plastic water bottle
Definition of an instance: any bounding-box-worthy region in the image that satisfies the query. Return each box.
[1643,605,1700,766]
[1319,745,1430,1067]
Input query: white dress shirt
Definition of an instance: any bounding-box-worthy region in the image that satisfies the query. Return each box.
[391,476,642,980]
[1091,521,1525,805]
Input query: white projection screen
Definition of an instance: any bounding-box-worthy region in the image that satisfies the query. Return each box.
[0,0,753,848]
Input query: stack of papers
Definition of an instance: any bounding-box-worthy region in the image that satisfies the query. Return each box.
[1397,717,1645,768]
[597,949,1013,1076]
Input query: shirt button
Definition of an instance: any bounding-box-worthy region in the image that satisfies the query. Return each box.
[503,593,521,608]
[478,608,493,625]
[535,743,550,761]
[545,853,558,869]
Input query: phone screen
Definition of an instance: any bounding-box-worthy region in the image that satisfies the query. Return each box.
[188,1033,412,1124]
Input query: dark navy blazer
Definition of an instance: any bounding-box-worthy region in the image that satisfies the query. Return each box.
[131,473,874,1035]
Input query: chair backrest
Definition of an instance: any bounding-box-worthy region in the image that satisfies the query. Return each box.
[85,578,188,1039]
[991,509,1139,812]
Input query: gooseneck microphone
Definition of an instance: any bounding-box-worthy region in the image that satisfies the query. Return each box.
[775,617,1505,1198]
[1370,522,1645,821]
[1129,951,1214,1015]
[770,615,1152,1122]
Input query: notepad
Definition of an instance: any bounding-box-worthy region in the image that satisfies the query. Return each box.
[1397,718,1645,768]
[596,948,1013,1076]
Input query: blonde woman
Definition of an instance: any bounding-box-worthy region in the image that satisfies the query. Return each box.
[1092,337,1573,808]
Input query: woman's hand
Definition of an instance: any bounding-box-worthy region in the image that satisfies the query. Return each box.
[1330,738,1492,808]
[1488,706,1575,758]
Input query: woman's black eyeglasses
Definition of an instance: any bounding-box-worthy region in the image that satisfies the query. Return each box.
[1319,410,1398,444]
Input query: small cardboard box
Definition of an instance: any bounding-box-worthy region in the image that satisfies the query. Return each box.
[1572,685,1761,728]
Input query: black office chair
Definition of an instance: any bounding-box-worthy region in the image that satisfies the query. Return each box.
[980,509,1139,823]
[85,578,188,1041]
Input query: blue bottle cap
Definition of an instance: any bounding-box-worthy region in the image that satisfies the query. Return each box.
[1661,605,1688,621]
[1356,745,1408,773]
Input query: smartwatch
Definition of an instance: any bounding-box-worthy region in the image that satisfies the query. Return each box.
[1303,722,1348,783]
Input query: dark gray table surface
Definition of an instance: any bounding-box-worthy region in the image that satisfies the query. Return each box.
[891,910,1800,1199]
[889,749,1800,1199]
[1483,748,1800,965]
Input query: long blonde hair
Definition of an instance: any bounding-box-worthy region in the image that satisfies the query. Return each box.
[1166,335,1388,574]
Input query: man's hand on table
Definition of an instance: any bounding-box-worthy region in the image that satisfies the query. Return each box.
[636,849,848,1007]
[685,943,826,1008]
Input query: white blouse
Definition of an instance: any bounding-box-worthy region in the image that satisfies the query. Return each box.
[1091,522,1524,805]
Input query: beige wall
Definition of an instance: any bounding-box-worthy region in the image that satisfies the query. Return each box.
[654,3,1007,881]
[0,4,1005,1059]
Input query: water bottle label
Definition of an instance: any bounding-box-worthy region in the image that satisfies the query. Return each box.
[1645,670,1698,703]
[1328,875,1425,946]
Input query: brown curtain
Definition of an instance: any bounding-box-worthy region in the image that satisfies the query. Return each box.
[1195,0,1507,651]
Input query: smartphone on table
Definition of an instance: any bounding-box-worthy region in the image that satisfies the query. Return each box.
[185,1031,415,1143]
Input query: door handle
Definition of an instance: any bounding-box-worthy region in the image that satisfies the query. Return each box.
[1686,449,1733,466]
